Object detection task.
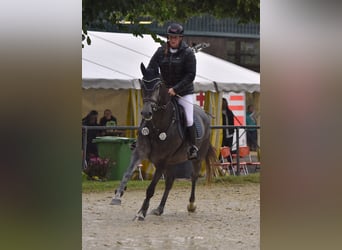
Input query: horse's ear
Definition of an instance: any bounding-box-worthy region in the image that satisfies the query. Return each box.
[140,63,147,76]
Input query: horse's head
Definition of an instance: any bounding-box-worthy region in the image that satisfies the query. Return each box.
[140,63,170,121]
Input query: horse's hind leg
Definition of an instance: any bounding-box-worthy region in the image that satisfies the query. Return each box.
[135,167,163,221]
[188,160,201,212]
[152,171,175,216]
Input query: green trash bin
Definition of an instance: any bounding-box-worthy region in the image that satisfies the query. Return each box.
[92,136,135,180]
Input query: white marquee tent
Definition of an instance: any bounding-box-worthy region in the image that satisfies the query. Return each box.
[82,31,260,93]
[81,30,260,138]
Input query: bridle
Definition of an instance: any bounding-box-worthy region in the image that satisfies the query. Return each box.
[141,77,170,111]
[140,76,176,139]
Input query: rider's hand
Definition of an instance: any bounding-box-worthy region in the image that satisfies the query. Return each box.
[168,88,176,96]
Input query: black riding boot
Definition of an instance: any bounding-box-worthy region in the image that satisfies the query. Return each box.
[187,125,198,160]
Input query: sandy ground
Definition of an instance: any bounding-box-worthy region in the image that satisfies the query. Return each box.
[82,183,260,250]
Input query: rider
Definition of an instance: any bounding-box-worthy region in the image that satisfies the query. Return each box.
[147,22,198,160]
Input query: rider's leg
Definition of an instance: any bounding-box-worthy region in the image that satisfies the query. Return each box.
[177,95,198,160]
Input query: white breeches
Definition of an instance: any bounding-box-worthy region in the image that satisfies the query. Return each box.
[177,94,194,127]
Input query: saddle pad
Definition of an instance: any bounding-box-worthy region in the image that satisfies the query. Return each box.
[172,99,203,140]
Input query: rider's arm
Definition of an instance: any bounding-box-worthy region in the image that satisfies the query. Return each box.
[147,47,163,74]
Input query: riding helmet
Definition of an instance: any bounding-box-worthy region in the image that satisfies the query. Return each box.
[166,23,184,36]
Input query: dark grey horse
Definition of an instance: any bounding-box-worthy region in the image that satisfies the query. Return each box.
[111,63,216,221]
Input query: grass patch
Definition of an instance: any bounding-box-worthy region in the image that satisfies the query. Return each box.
[82,179,146,193]
[213,173,260,184]
[82,173,260,193]
[82,179,191,194]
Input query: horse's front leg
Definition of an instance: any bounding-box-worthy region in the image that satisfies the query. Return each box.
[152,171,175,216]
[134,167,163,221]
[188,160,201,212]
[110,150,140,205]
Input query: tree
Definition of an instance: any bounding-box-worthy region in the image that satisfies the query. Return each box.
[82,0,259,46]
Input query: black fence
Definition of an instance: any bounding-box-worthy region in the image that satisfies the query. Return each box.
[90,15,260,39]
[82,125,260,176]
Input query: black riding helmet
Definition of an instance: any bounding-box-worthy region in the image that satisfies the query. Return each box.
[166,23,184,36]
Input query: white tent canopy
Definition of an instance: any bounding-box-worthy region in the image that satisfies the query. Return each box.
[82,31,260,93]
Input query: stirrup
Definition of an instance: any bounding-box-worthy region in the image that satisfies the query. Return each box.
[188,145,199,160]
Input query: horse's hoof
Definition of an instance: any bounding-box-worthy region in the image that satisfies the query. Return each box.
[133,214,145,221]
[114,189,125,197]
[110,198,121,205]
[187,203,197,212]
[151,208,163,216]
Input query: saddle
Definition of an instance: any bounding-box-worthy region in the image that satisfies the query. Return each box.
[172,99,203,140]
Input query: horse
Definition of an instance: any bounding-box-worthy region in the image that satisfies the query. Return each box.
[111,63,217,221]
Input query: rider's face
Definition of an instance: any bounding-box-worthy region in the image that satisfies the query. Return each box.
[168,35,182,49]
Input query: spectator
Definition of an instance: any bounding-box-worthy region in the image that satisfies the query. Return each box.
[220,98,235,164]
[222,98,235,149]
[99,109,123,136]
[82,110,100,161]
[246,104,258,151]
[99,109,117,126]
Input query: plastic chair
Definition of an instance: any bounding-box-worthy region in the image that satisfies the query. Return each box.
[231,146,250,175]
[221,146,233,174]
[216,146,249,176]
[212,146,233,176]
[248,147,261,172]
[232,146,261,174]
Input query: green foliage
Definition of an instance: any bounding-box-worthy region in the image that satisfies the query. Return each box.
[82,0,259,46]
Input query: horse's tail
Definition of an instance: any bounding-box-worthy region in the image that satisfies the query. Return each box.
[205,143,217,183]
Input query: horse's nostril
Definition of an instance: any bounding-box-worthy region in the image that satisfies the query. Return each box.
[141,111,152,120]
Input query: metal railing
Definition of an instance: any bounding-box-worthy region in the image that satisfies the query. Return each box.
[82,125,260,176]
